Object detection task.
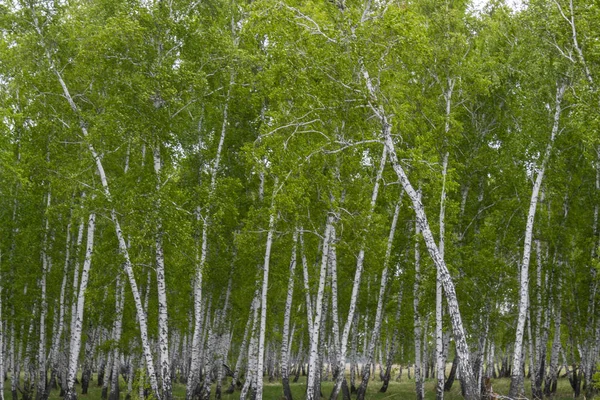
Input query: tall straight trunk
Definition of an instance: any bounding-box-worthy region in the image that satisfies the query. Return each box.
[436,151,449,400]
[306,214,334,400]
[108,275,125,400]
[509,82,566,398]
[437,76,453,400]
[413,190,425,400]
[331,146,387,400]
[71,217,85,340]
[64,211,96,400]
[32,14,162,397]
[356,200,401,400]
[154,145,172,400]
[281,231,298,400]
[256,185,278,400]
[328,225,342,398]
[37,191,52,400]
[362,62,479,400]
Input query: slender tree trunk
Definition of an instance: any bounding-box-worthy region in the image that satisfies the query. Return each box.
[357,200,400,400]
[255,185,278,400]
[412,190,425,400]
[281,231,298,400]
[509,81,566,398]
[65,211,96,400]
[37,191,52,400]
[108,275,125,400]
[154,145,172,400]
[306,214,334,400]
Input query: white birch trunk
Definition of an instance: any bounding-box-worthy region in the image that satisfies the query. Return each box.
[71,217,85,340]
[65,211,96,400]
[37,190,52,400]
[256,185,278,400]
[509,82,566,398]
[108,275,125,400]
[413,195,425,400]
[281,231,298,400]
[154,145,172,400]
[299,230,314,335]
[436,151,449,400]
[437,78,453,400]
[306,214,333,400]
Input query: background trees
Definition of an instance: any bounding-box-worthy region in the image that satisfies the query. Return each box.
[1,0,599,400]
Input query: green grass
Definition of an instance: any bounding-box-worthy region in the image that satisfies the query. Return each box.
[3,374,581,400]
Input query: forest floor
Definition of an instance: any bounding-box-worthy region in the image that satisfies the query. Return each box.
[5,375,580,400]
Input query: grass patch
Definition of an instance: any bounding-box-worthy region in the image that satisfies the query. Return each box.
[3,374,580,400]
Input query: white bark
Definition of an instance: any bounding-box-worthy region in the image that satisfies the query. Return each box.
[37,190,52,400]
[154,145,172,400]
[306,214,333,400]
[509,81,566,398]
[413,192,424,400]
[299,230,314,334]
[281,231,298,400]
[65,211,96,400]
[436,151,449,400]
[256,186,278,400]
[108,274,125,400]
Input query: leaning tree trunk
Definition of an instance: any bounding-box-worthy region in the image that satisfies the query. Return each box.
[509,81,566,399]
[362,62,480,400]
[32,12,162,397]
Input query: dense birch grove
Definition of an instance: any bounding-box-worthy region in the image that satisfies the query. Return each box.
[1,0,600,399]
